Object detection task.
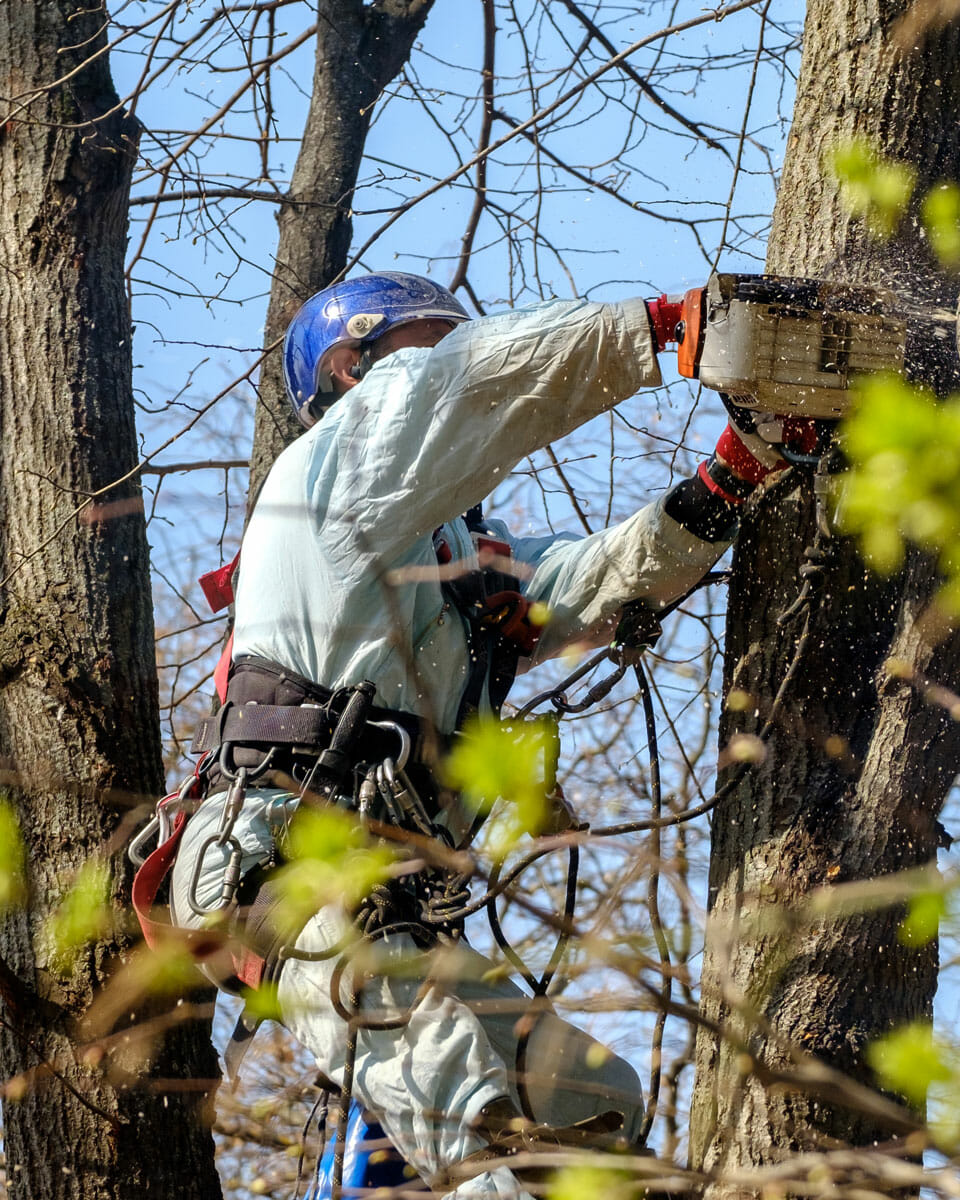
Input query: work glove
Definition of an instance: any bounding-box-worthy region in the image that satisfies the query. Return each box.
[720,394,819,475]
[646,294,684,352]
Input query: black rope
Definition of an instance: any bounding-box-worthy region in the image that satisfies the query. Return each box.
[590,483,832,840]
[539,841,579,996]
[295,1087,329,1200]
[511,839,580,1122]
[636,659,669,1146]
[330,1004,359,1200]
[486,863,540,995]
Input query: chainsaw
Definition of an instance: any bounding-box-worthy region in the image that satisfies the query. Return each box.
[669,271,959,464]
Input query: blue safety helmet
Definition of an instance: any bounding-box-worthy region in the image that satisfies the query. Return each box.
[282,271,470,427]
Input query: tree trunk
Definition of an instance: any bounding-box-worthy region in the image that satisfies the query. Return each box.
[0,4,221,1196]
[690,0,960,1180]
[248,0,435,496]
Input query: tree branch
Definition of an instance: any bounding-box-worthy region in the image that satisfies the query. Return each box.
[555,0,733,160]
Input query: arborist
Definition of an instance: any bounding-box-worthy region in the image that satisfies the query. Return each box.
[160,271,798,1199]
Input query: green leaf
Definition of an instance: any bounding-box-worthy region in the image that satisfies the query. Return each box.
[860,524,905,574]
[839,378,960,606]
[271,807,396,929]
[443,716,555,855]
[829,138,916,238]
[285,804,369,864]
[899,890,947,947]
[137,939,202,995]
[0,800,26,911]
[241,981,283,1023]
[923,182,960,267]
[867,1022,953,1104]
[47,860,113,964]
[548,1165,638,1200]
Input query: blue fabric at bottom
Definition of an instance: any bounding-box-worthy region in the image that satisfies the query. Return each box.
[309,1100,409,1197]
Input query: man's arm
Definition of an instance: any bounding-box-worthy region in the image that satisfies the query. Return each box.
[509,417,792,663]
[511,495,731,663]
[320,297,661,560]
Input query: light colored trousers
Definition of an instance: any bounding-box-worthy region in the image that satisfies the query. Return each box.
[171,794,645,1198]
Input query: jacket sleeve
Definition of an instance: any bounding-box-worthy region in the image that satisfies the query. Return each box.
[510,495,731,664]
[316,297,661,564]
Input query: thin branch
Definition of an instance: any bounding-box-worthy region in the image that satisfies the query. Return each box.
[449,0,497,292]
[141,459,249,476]
[555,0,733,159]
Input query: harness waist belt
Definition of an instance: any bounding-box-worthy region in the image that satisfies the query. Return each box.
[191,656,442,768]
[192,703,333,754]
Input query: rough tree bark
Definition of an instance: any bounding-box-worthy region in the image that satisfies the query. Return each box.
[0,4,221,1197]
[248,0,435,496]
[690,0,960,1182]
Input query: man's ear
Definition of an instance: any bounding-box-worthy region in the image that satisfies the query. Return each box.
[325,344,362,394]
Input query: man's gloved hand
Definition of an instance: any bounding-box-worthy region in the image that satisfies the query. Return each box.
[719,394,819,476]
[722,416,787,476]
[646,294,684,352]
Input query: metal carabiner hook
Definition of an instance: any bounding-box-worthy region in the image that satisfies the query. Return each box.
[128,816,161,868]
[217,766,249,847]
[218,741,278,784]
[375,759,405,826]
[187,834,244,917]
[128,773,201,867]
[367,721,411,772]
[552,658,629,714]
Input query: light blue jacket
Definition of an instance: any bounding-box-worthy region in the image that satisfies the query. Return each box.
[232,296,728,733]
[173,296,731,914]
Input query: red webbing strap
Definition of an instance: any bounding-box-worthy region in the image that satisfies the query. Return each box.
[131,812,189,951]
[199,549,238,706]
[198,549,240,614]
[213,631,234,704]
[232,944,266,991]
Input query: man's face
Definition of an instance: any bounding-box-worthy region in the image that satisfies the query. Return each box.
[324,317,460,398]
[367,317,458,363]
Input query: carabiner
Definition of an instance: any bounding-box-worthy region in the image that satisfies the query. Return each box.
[217,741,277,784]
[216,766,249,848]
[127,816,161,868]
[375,760,406,826]
[375,758,433,835]
[187,834,244,917]
[127,773,201,867]
[551,658,629,714]
[368,720,411,772]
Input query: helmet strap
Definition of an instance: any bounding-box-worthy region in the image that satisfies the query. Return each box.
[350,345,376,382]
